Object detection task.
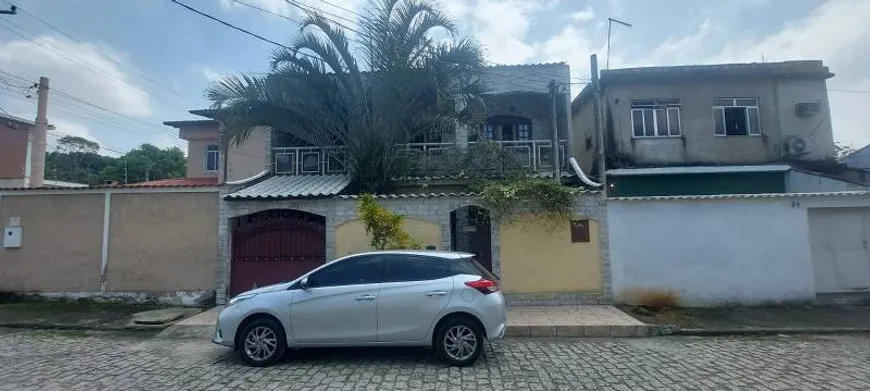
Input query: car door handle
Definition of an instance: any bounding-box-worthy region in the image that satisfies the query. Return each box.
[354,295,376,301]
[426,291,448,297]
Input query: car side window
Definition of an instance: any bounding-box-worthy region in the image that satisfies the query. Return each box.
[308,254,383,287]
[383,254,451,283]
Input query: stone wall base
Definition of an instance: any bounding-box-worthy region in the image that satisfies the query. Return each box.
[504,292,613,306]
[5,291,215,307]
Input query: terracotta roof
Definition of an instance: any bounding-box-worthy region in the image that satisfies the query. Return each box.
[125,177,219,187]
[225,175,351,200]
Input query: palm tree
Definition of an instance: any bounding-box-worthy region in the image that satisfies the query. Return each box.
[206,0,488,192]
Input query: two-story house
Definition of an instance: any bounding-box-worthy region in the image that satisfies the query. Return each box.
[164,62,613,303]
[571,60,866,196]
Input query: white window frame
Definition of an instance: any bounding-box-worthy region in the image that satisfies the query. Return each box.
[712,97,761,137]
[630,99,682,138]
[204,144,220,172]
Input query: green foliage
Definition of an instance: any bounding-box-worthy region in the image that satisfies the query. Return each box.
[357,194,422,250]
[206,0,487,193]
[45,143,186,185]
[413,138,530,180]
[475,179,578,226]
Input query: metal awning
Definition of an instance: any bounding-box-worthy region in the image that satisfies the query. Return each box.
[225,175,351,200]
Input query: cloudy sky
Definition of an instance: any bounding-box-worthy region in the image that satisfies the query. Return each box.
[0,0,868,156]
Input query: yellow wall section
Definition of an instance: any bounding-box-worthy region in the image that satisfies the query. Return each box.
[334,217,442,257]
[499,218,602,294]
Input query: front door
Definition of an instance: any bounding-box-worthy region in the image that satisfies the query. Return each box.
[377,254,453,342]
[809,208,870,292]
[290,254,384,344]
[451,206,493,272]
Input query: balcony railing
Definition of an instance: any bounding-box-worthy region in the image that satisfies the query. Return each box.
[272,140,568,176]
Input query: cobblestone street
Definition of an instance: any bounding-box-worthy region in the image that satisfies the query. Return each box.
[1,329,869,390]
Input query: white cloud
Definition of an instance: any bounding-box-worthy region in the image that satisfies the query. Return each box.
[201,66,225,82]
[0,36,152,117]
[706,0,869,146]
[460,0,543,64]
[538,25,599,95]
[569,8,595,23]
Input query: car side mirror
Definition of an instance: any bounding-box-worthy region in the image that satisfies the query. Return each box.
[299,277,310,290]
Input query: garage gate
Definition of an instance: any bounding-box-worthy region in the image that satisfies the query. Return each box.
[230,209,326,296]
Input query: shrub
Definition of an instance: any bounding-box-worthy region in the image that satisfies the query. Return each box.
[357,194,422,250]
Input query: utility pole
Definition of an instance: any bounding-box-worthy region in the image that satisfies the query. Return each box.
[549,80,560,183]
[606,18,632,69]
[30,76,49,188]
[590,55,606,193]
[0,5,16,15]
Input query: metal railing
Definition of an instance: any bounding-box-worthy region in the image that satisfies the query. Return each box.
[272,140,568,175]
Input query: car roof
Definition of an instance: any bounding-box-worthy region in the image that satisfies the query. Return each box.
[345,250,475,260]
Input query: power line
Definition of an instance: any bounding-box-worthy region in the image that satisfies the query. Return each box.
[0,17,192,114]
[3,0,198,107]
[171,0,293,50]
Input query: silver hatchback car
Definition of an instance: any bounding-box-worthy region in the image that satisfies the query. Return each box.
[213,250,506,367]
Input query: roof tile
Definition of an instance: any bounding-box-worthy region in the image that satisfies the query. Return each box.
[225,175,351,200]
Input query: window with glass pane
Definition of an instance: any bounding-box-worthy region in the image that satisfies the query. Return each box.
[383,255,451,282]
[712,97,761,136]
[308,254,384,287]
[630,99,681,137]
[517,124,531,141]
[275,152,295,174]
[205,145,220,171]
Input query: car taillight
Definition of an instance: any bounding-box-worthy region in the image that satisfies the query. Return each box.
[465,279,499,295]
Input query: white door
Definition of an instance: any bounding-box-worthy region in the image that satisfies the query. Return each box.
[809,208,870,292]
[290,254,384,345]
[377,254,453,342]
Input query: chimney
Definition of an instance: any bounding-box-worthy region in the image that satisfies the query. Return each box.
[29,76,48,188]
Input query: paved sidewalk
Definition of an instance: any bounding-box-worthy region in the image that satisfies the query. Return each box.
[159,305,652,340]
[623,305,870,335]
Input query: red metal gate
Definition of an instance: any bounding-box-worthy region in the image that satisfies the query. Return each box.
[230,210,326,296]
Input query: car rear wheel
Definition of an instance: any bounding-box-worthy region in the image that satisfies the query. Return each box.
[237,318,286,367]
[436,317,483,366]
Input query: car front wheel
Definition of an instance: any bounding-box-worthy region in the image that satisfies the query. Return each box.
[436,317,484,366]
[237,318,286,367]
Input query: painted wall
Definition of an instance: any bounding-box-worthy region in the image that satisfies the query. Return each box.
[786,171,869,193]
[0,188,218,303]
[0,123,29,180]
[227,126,270,182]
[0,193,104,291]
[333,217,442,257]
[572,72,835,167]
[609,197,817,306]
[570,93,597,175]
[499,217,602,294]
[107,192,218,291]
[186,139,219,180]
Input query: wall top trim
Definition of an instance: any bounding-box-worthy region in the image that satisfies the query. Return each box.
[610,191,870,202]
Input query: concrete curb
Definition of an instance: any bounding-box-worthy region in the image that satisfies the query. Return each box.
[0,323,165,332]
[671,327,870,336]
[505,324,655,338]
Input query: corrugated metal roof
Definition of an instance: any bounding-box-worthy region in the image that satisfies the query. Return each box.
[609,191,870,201]
[337,192,478,199]
[607,165,791,176]
[225,175,350,200]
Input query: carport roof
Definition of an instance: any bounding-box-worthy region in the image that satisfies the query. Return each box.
[225,175,351,200]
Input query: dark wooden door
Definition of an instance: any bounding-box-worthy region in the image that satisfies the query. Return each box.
[230,211,325,296]
[451,206,493,272]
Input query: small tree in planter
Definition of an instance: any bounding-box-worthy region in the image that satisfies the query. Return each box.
[358,194,422,250]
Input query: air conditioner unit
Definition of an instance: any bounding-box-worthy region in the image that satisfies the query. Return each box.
[782,136,810,157]
[795,102,821,117]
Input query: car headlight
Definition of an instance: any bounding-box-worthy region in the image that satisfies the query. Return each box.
[228,293,257,306]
